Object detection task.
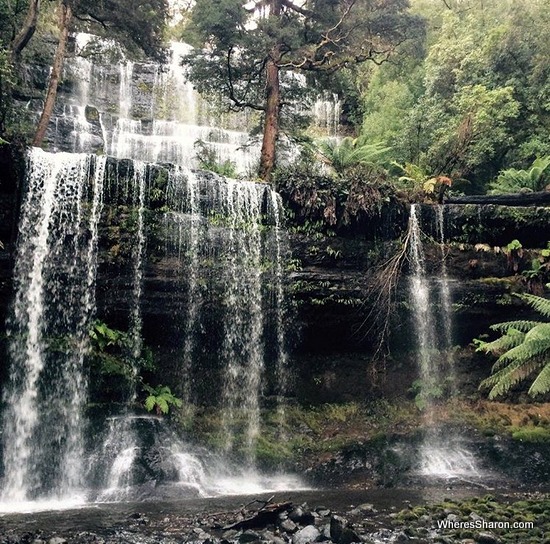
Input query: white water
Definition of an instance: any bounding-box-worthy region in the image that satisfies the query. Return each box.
[1,32,314,510]
[408,204,480,479]
[2,149,106,503]
[48,35,342,173]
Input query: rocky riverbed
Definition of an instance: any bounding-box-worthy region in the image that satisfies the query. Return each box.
[1,488,548,544]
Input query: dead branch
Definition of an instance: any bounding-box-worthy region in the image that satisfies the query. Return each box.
[223,501,293,531]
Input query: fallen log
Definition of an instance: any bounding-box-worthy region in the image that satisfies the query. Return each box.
[445,191,550,206]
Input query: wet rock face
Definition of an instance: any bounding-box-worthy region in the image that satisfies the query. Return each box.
[0,146,24,385]
[1,145,550,405]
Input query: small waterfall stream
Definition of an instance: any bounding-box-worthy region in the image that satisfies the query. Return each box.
[407,204,480,479]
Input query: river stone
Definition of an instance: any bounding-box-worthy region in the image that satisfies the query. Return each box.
[48,538,67,544]
[350,503,375,516]
[280,519,298,532]
[263,531,286,544]
[289,507,304,522]
[240,530,262,543]
[292,525,321,544]
[329,516,347,542]
[339,527,362,544]
[474,533,502,544]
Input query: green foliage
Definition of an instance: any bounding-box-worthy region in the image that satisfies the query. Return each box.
[355,0,550,191]
[142,384,182,415]
[318,137,390,174]
[88,320,154,379]
[476,286,550,398]
[506,239,523,252]
[194,139,238,178]
[183,0,421,173]
[511,426,550,443]
[489,156,550,194]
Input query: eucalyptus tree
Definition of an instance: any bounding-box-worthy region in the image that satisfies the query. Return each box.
[184,0,423,181]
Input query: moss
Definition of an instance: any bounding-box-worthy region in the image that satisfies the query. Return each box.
[511,426,550,443]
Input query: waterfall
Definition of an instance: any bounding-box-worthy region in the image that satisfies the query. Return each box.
[96,162,148,500]
[1,150,301,508]
[407,204,479,479]
[1,149,106,503]
[1,30,311,509]
[46,35,342,170]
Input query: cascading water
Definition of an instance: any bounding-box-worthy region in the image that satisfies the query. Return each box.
[1,149,106,505]
[1,29,317,511]
[407,204,480,479]
[93,163,149,500]
[0,148,304,510]
[46,34,342,172]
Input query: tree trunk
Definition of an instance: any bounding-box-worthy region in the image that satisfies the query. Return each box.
[258,0,282,181]
[446,191,550,206]
[32,1,72,148]
[11,0,41,60]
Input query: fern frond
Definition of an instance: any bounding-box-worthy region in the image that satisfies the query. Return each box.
[496,337,550,366]
[517,293,550,318]
[478,329,525,356]
[490,320,542,333]
[144,396,156,412]
[482,358,524,389]
[528,362,550,396]
[484,360,541,399]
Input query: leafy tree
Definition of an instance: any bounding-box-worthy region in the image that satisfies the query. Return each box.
[184,0,423,180]
[476,287,550,398]
[357,0,550,191]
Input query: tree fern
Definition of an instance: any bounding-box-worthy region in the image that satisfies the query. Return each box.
[318,138,390,173]
[518,292,550,318]
[490,320,541,333]
[489,156,550,194]
[478,328,525,357]
[476,286,550,398]
[529,363,550,396]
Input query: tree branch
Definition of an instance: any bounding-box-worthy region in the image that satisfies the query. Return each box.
[11,0,41,60]
[281,0,316,18]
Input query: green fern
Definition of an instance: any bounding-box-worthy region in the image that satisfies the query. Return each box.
[476,287,550,398]
[143,385,183,415]
[318,137,390,173]
[489,156,550,194]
